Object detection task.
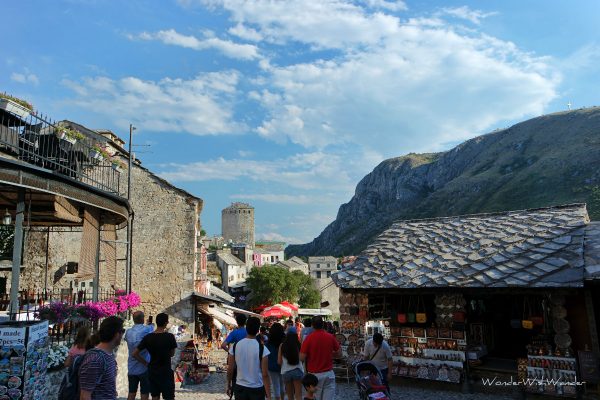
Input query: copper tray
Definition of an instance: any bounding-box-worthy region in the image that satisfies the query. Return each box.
[401,328,413,337]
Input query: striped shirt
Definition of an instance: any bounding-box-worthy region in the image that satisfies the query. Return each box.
[79,348,118,400]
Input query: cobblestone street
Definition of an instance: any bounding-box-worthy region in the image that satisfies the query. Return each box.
[119,350,519,400]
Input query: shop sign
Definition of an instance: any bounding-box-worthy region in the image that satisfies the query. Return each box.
[0,327,25,346]
[28,321,49,342]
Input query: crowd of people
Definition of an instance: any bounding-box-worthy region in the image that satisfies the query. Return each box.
[55,311,393,400]
[222,314,343,400]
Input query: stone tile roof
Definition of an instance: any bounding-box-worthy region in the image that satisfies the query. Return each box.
[217,252,245,266]
[584,222,600,280]
[277,256,308,270]
[333,204,590,290]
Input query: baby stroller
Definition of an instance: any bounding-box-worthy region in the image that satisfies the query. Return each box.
[354,361,391,400]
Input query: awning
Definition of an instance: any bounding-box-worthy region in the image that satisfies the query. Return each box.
[222,304,262,318]
[198,305,238,327]
[298,308,333,316]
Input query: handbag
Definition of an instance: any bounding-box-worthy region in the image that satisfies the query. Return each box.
[416,296,427,324]
[407,297,416,323]
[522,298,533,330]
[397,297,407,323]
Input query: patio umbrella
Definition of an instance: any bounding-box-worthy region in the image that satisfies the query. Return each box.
[261,304,293,318]
[280,301,299,312]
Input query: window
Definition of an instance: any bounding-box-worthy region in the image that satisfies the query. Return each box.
[317,263,321,268]
[327,271,331,278]
[316,271,322,278]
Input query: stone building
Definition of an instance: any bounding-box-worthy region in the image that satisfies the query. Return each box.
[222,202,254,248]
[255,241,285,264]
[15,125,203,326]
[308,255,338,279]
[275,256,309,274]
[217,251,247,292]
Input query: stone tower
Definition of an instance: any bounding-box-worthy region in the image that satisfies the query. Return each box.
[221,202,255,248]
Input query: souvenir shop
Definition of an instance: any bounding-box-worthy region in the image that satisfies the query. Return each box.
[337,288,596,397]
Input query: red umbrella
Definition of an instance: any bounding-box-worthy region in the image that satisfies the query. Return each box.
[280,301,299,311]
[261,306,292,318]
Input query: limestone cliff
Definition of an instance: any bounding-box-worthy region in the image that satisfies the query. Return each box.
[287,107,600,257]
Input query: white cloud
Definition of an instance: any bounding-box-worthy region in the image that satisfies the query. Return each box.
[133,29,260,60]
[256,232,302,245]
[439,6,498,25]
[230,193,315,205]
[10,72,39,85]
[158,151,365,192]
[361,0,407,12]
[228,23,263,42]
[237,150,254,157]
[62,72,244,135]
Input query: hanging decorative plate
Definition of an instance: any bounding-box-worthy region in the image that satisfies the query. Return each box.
[554,333,572,349]
[553,318,570,334]
[348,334,359,344]
[549,294,565,306]
[449,368,461,383]
[336,334,347,345]
[551,306,567,319]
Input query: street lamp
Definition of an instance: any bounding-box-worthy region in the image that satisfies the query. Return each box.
[2,209,11,226]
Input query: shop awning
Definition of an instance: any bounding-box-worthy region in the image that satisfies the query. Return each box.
[298,308,333,316]
[198,305,238,327]
[222,304,262,318]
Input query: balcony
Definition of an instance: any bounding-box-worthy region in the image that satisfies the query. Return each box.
[0,98,123,197]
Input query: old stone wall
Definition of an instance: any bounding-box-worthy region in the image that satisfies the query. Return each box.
[315,278,340,319]
[8,162,201,327]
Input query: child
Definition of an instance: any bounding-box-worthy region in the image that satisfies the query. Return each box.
[302,373,318,400]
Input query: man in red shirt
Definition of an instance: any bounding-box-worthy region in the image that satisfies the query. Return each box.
[300,316,341,399]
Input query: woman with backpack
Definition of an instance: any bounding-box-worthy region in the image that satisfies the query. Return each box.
[279,327,304,400]
[266,323,285,400]
[64,326,91,367]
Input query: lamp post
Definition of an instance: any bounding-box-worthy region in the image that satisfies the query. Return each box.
[9,189,25,320]
[125,124,135,295]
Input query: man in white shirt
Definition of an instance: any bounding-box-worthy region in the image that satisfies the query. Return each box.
[226,316,271,400]
[362,332,393,387]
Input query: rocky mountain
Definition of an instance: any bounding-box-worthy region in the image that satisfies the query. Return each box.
[287,107,600,257]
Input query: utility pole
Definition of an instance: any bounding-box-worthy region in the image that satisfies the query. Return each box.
[125,124,135,294]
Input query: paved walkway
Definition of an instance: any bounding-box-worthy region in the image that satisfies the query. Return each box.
[119,349,519,399]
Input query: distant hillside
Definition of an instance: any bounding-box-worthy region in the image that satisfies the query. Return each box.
[287,107,600,257]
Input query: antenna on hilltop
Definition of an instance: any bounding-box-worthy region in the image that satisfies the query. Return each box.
[567,101,572,111]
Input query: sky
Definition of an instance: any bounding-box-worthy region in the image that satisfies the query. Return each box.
[2,1,599,245]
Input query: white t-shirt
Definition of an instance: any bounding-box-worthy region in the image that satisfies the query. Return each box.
[229,338,270,388]
[362,339,393,371]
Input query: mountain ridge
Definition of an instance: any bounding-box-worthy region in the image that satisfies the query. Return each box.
[286,107,600,257]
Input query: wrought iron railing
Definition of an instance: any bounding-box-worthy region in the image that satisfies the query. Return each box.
[0,98,123,196]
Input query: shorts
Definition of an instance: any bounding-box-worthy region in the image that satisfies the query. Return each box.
[149,368,175,400]
[282,367,304,383]
[128,372,150,394]
[233,384,266,400]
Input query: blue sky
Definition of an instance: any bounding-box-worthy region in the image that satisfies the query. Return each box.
[2,0,599,245]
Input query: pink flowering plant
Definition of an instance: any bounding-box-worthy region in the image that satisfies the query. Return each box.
[37,291,142,323]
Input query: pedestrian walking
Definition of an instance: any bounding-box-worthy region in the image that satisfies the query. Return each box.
[221,314,248,351]
[133,313,178,400]
[266,323,285,400]
[300,318,313,343]
[64,326,91,367]
[361,332,393,388]
[79,316,124,400]
[299,316,341,400]
[279,328,304,400]
[301,373,318,400]
[294,317,304,339]
[226,316,271,400]
[124,311,154,400]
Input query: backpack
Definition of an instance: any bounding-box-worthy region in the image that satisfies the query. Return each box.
[58,348,108,400]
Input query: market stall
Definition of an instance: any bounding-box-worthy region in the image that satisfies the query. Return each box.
[333,204,600,397]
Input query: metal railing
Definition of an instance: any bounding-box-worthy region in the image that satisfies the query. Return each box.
[0,99,122,196]
[0,288,118,345]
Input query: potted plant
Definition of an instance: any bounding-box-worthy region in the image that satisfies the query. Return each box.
[90,144,110,160]
[55,124,85,144]
[0,93,33,119]
[111,159,127,171]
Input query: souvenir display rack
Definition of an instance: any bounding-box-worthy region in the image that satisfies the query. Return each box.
[524,355,578,398]
[175,338,210,386]
[389,327,466,383]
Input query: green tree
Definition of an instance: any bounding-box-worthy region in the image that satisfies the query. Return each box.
[246,266,321,308]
